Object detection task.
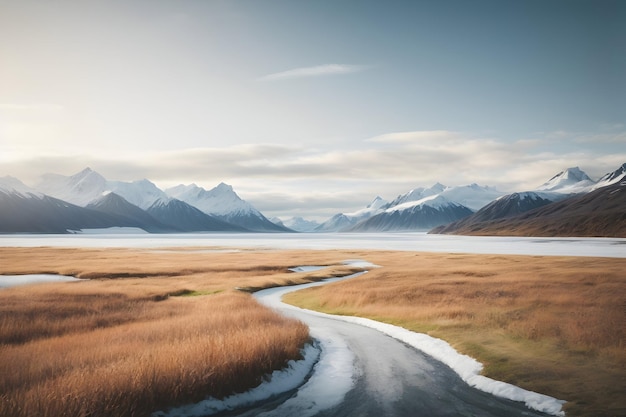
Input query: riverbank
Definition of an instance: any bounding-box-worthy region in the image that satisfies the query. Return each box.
[1,247,624,416]
[283,251,626,417]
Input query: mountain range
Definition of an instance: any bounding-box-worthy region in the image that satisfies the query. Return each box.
[431,164,626,237]
[1,163,624,236]
[0,168,288,233]
[317,164,625,235]
[318,183,505,232]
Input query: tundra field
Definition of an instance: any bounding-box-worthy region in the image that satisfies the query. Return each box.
[0,247,624,417]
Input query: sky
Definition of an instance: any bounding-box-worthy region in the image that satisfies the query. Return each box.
[1,0,625,221]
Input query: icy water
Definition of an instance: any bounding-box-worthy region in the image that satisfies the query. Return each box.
[0,274,80,288]
[0,232,624,258]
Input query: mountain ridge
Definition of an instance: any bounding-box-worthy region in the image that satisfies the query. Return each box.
[1,163,624,236]
[431,163,626,237]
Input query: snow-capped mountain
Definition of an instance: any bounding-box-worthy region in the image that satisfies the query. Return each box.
[147,198,247,232]
[385,184,446,208]
[349,195,474,232]
[429,168,592,235]
[166,183,254,216]
[385,183,503,212]
[437,184,504,211]
[593,163,626,190]
[166,183,290,232]
[35,168,168,209]
[108,179,168,209]
[315,213,357,232]
[315,196,389,232]
[0,176,41,197]
[2,162,624,235]
[272,216,320,232]
[36,168,107,206]
[432,163,626,236]
[0,187,134,234]
[536,167,596,193]
[0,176,147,233]
[5,168,288,233]
[481,192,558,218]
[434,180,626,237]
[431,191,558,234]
[318,183,501,232]
[85,192,173,232]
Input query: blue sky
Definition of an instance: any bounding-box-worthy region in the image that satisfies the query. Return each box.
[1,0,625,220]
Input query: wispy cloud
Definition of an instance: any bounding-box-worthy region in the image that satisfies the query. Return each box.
[4,130,626,219]
[258,64,367,81]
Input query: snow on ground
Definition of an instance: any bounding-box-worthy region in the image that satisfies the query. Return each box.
[73,227,150,234]
[155,264,565,417]
[252,326,356,417]
[0,235,618,414]
[331,313,565,416]
[268,268,566,416]
[152,272,363,417]
[151,343,323,417]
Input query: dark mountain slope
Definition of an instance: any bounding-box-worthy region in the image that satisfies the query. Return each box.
[86,193,174,232]
[0,191,134,233]
[431,182,626,237]
[349,201,473,232]
[431,192,556,234]
[147,199,248,232]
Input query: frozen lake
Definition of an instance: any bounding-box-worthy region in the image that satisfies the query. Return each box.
[0,274,80,288]
[0,232,625,258]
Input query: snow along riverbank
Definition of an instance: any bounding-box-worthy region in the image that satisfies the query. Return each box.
[153,260,565,416]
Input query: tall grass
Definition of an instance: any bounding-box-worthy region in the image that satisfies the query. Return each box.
[0,247,354,417]
[2,247,624,417]
[0,288,308,417]
[284,252,626,417]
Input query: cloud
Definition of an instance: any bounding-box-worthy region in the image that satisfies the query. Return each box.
[366,130,461,144]
[258,64,367,81]
[3,130,626,220]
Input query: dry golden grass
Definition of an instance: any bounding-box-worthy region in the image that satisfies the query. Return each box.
[283,252,626,417]
[0,291,308,417]
[1,247,624,417]
[0,247,365,417]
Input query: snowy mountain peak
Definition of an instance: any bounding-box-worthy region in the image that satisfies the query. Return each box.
[147,196,174,208]
[104,178,167,210]
[0,176,41,196]
[387,194,457,213]
[214,182,234,193]
[387,183,448,208]
[436,183,504,211]
[165,182,255,217]
[36,168,108,206]
[35,168,168,209]
[431,182,447,193]
[69,167,106,186]
[366,196,387,209]
[75,166,95,177]
[274,216,320,232]
[536,166,596,193]
[593,162,626,189]
[560,167,591,182]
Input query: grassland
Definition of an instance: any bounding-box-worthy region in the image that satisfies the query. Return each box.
[0,247,624,417]
[0,247,363,417]
[283,251,626,417]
